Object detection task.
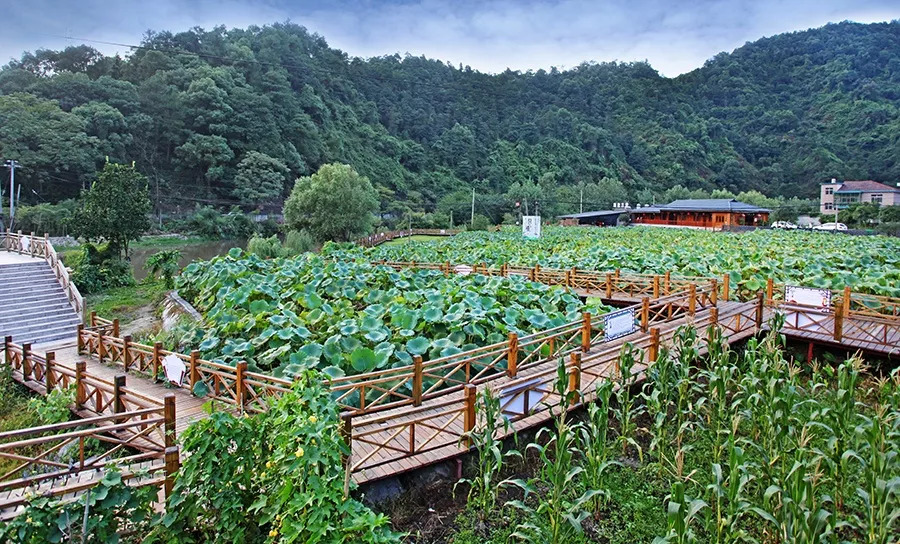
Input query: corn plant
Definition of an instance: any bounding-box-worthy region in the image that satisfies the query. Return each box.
[850,405,900,543]
[455,387,520,519]
[704,423,755,544]
[579,380,620,511]
[504,360,600,544]
[653,481,708,544]
[615,342,644,461]
[752,460,835,544]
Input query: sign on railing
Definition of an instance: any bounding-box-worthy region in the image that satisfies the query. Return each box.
[785,285,832,310]
[604,307,637,341]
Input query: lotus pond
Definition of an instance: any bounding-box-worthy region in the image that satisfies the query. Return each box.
[328,226,900,298]
[175,250,597,377]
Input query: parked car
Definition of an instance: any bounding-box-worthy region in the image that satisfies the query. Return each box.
[813,222,848,231]
[771,221,797,229]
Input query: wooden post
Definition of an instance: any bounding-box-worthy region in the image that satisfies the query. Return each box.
[75,361,87,408]
[565,269,572,288]
[463,385,477,447]
[834,303,844,342]
[152,342,163,381]
[710,279,718,305]
[412,356,423,406]
[652,275,660,299]
[507,333,518,377]
[45,352,56,393]
[22,343,32,381]
[76,324,84,354]
[189,351,200,391]
[641,297,650,332]
[688,284,697,316]
[4,336,11,367]
[766,278,774,302]
[615,268,620,280]
[842,286,851,317]
[90,311,97,327]
[501,263,508,277]
[341,413,353,497]
[648,328,660,363]
[444,261,450,276]
[123,335,133,371]
[664,271,671,295]
[163,393,178,498]
[97,327,105,363]
[581,312,591,352]
[529,266,536,282]
[568,352,581,406]
[235,361,247,412]
[112,319,120,338]
[605,273,613,298]
[29,232,35,257]
[722,274,730,301]
[113,374,126,421]
[755,291,764,329]
[710,306,719,325]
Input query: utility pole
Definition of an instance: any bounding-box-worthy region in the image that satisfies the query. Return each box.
[4,160,19,226]
[580,186,584,214]
[450,210,453,229]
[470,187,475,227]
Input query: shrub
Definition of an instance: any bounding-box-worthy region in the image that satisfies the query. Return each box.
[145,250,183,288]
[188,205,256,239]
[150,372,402,543]
[246,234,285,259]
[69,243,135,294]
[12,199,78,236]
[467,213,492,231]
[284,229,315,254]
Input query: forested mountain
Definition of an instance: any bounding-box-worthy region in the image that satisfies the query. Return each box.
[1,20,898,221]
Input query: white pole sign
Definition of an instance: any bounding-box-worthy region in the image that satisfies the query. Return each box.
[522,216,541,239]
[784,285,832,310]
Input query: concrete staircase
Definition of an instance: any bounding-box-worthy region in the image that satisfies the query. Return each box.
[0,261,81,346]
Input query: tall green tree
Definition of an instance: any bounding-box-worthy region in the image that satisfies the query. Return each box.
[231,151,290,206]
[283,163,379,243]
[72,162,151,257]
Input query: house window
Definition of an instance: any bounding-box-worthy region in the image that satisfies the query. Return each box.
[824,203,834,211]
[824,187,834,195]
[871,194,883,204]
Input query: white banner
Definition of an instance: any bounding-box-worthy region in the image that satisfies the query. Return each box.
[162,353,186,387]
[522,216,541,239]
[604,307,637,341]
[784,285,832,310]
[500,378,545,418]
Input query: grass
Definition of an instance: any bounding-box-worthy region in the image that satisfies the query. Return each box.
[381,235,447,246]
[85,280,169,324]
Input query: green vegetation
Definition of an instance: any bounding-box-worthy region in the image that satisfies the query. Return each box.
[149,372,402,543]
[145,249,182,288]
[71,161,151,258]
[2,22,898,222]
[175,250,588,378]
[333,226,900,298]
[442,323,900,543]
[83,279,169,323]
[68,243,135,294]
[284,163,379,243]
[382,235,447,246]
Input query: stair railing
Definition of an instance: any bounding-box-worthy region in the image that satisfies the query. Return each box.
[2,230,84,321]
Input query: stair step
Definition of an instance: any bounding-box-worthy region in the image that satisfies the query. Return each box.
[0,293,70,309]
[0,283,65,298]
[0,312,81,331]
[0,302,75,321]
[2,322,79,346]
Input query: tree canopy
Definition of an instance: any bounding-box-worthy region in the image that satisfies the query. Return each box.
[284,163,379,242]
[72,162,151,256]
[1,21,899,218]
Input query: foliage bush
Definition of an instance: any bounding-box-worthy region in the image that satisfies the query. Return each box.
[0,469,158,543]
[284,229,315,254]
[188,205,256,239]
[467,214,492,231]
[246,234,286,259]
[11,199,78,236]
[145,249,183,288]
[149,372,402,543]
[69,243,135,294]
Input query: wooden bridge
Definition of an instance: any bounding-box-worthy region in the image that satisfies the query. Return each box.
[1,235,898,517]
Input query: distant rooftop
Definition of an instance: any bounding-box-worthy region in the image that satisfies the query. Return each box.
[833,180,899,193]
[557,209,626,219]
[632,199,770,213]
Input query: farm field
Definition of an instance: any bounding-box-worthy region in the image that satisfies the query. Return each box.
[330,226,900,299]
[174,250,597,378]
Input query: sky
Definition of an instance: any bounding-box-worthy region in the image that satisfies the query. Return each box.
[3,0,900,77]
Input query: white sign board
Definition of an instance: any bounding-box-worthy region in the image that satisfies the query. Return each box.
[162,353,186,387]
[522,216,541,239]
[500,378,545,418]
[604,307,637,341]
[20,237,30,252]
[784,285,831,310]
[454,264,473,276]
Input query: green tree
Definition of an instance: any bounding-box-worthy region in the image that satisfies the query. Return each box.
[231,151,289,206]
[145,249,182,288]
[72,162,151,257]
[283,163,379,243]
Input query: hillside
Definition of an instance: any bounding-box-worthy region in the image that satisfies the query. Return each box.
[0,20,898,220]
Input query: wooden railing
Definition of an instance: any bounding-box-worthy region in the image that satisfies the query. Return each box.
[357,228,461,248]
[2,230,84,319]
[373,260,728,303]
[0,339,179,518]
[770,299,900,353]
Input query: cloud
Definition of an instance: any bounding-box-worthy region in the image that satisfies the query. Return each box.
[2,0,899,76]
